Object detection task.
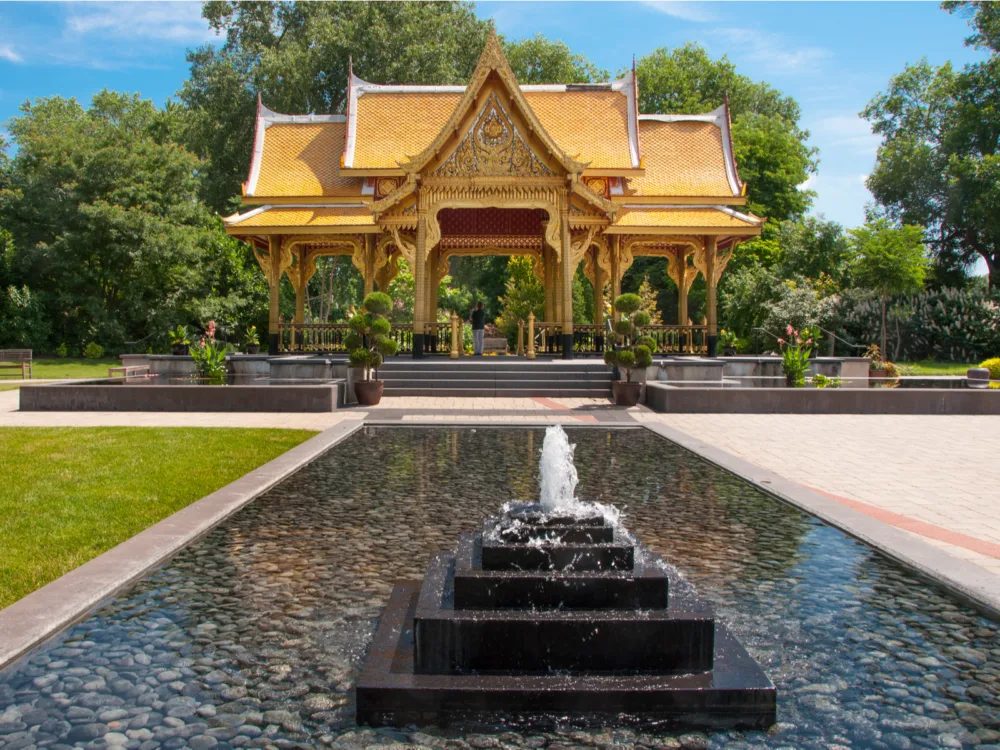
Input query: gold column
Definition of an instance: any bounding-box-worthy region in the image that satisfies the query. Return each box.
[428,249,439,329]
[553,259,562,324]
[363,235,375,298]
[705,234,718,356]
[611,235,622,322]
[268,236,282,355]
[559,194,574,358]
[593,246,604,329]
[677,248,689,327]
[413,204,427,358]
[543,245,554,322]
[527,311,536,360]
[450,310,459,360]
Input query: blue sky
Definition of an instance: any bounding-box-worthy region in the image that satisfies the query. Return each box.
[0,1,986,231]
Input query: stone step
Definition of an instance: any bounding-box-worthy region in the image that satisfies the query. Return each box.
[382,387,612,398]
[413,553,715,675]
[452,533,669,611]
[379,369,613,381]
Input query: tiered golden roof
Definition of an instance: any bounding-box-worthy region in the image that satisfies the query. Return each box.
[225,36,761,237]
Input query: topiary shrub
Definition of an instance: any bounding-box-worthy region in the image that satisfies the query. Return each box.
[346,292,398,382]
[981,357,1000,379]
[604,293,654,382]
[82,342,104,359]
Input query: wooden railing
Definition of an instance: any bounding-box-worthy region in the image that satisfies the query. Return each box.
[278,320,454,355]
[645,325,708,354]
[278,321,352,353]
[279,320,708,356]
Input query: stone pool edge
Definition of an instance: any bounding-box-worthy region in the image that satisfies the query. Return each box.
[0,419,364,671]
[641,422,1000,619]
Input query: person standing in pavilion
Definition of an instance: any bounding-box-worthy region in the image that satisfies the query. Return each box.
[471,301,486,355]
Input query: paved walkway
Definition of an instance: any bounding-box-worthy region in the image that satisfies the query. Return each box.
[636,413,1000,579]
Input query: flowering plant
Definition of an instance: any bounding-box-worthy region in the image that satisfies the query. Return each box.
[191,320,228,383]
[243,325,259,346]
[777,324,817,387]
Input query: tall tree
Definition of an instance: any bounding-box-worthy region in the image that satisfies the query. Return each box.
[634,43,818,222]
[864,2,1000,287]
[504,34,608,83]
[848,219,928,354]
[777,216,851,286]
[0,91,263,350]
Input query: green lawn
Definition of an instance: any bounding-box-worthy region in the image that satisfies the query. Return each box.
[0,385,18,393]
[896,360,978,376]
[28,357,122,380]
[0,427,317,608]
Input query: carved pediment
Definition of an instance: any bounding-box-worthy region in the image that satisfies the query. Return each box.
[436,92,552,179]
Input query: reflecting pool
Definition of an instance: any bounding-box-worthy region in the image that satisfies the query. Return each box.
[1,427,998,749]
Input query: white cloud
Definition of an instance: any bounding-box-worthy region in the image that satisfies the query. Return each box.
[642,1,717,23]
[808,114,881,156]
[713,27,832,74]
[0,44,22,63]
[65,2,216,44]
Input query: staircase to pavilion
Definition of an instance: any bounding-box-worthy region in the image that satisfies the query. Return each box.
[377,359,613,398]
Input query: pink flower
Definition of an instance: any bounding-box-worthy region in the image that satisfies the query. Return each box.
[806,338,813,344]
[200,337,206,347]
[786,325,793,335]
[777,337,785,345]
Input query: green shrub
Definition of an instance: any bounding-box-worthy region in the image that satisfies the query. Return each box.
[55,343,68,358]
[981,357,1000,379]
[82,342,105,359]
[837,287,1000,361]
[605,294,653,382]
[348,292,398,381]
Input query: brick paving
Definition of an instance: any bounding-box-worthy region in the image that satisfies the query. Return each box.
[636,413,1000,577]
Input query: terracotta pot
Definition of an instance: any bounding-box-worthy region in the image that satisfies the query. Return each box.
[246,344,260,355]
[868,367,897,380]
[355,379,384,406]
[612,381,642,406]
[171,344,189,356]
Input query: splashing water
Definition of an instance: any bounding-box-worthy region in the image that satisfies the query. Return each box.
[539,425,579,511]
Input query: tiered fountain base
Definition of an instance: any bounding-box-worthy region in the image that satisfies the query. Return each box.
[356,508,776,729]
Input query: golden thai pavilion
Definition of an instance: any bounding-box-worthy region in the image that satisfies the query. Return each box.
[224,32,763,357]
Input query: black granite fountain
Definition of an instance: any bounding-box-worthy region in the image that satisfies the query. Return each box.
[356,428,776,730]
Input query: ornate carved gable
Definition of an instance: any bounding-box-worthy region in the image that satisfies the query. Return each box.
[436,91,552,178]
[401,30,586,176]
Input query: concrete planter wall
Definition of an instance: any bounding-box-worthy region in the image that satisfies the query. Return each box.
[646,382,1000,415]
[229,355,270,378]
[20,382,342,412]
[148,355,198,379]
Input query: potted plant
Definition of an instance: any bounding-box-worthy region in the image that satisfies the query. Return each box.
[169,325,190,356]
[604,293,654,406]
[244,325,260,355]
[346,292,398,406]
[865,344,899,382]
[190,321,228,384]
[777,325,817,387]
[719,329,738,357]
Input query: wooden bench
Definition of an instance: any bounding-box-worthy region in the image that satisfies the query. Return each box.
[108,365,150,379]
[0,349,32,379]
[483,337,508,355]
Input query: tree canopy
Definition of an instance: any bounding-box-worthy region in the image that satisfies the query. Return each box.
[864,1,1000,287]
[0,91,263,350]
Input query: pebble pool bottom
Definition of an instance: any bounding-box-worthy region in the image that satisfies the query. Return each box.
[1,426,998,750]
